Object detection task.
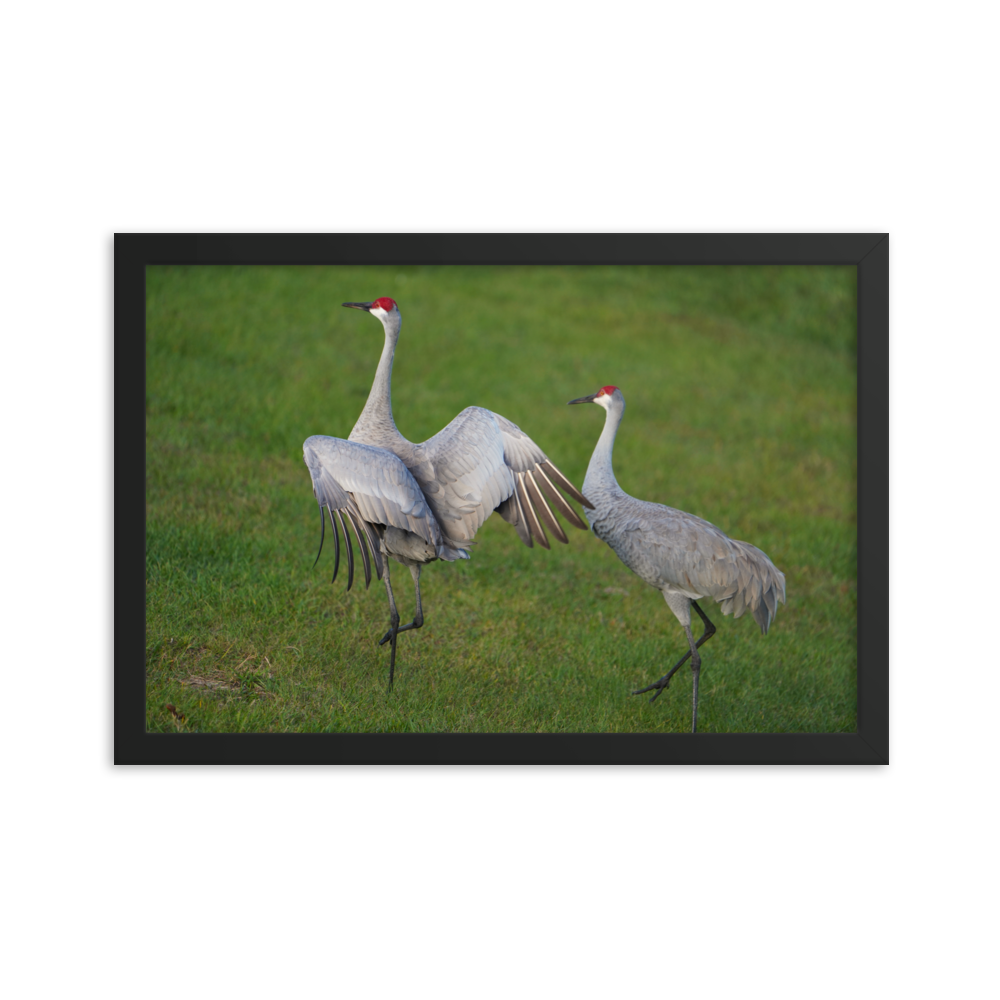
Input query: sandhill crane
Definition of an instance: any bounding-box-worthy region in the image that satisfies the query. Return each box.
[569,386,786,733]
[303,297,593,688]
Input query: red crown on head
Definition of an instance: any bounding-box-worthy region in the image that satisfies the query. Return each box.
[372,297,397,312]
[600,385,618,396]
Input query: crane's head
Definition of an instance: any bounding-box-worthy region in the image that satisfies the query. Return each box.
[342,297,398,317]
[568,385,622,410]
[343,297,401,337]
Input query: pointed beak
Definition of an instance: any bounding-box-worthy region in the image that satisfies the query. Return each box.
[342,301,374,311]
[568,392,600,405]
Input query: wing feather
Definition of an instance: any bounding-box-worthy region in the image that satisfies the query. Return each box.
[602,497,786,628]
[411,407,590,549]
[304,435,461,572]
[410,408,510,545]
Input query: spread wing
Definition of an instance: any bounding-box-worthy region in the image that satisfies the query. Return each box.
[303,435,460,592]
[406,407,593,550]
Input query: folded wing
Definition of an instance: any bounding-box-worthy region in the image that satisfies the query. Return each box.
[620,501,787,632]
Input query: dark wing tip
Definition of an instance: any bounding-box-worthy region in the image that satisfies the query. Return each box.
[516,474,550,549]
[539,460,593,511]
[533,464,589,530]
[313,504,326,568]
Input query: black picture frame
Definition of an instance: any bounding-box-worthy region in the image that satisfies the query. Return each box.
[120,233,887,764]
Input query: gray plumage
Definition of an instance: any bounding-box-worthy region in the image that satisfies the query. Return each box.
[570,386,786,732]
[303,297,592,688]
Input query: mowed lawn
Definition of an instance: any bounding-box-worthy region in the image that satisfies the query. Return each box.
[145,264,857,733]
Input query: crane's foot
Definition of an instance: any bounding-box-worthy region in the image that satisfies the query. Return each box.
[632,676,672,704]
[378,619,423,645]
[632,639,703,706]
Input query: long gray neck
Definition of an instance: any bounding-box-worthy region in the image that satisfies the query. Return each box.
[583,396,625,497]
[348,310,408,448]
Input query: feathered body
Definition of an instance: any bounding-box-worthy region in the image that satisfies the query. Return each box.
[584,485,785,635]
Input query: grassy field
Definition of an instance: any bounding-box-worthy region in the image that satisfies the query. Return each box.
[145,264,856,733]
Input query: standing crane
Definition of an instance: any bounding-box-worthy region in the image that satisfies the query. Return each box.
[569,386,786,733]
[303,297,592,688]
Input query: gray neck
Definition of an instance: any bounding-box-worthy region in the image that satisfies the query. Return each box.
[348,310,408,448]
[583,396,625,497]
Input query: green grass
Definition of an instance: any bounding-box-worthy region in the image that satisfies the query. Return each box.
[146,264,856,733]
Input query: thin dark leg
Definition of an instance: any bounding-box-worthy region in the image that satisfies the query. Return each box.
[691,640,701,735]
[388,632,397,691]
[379,565,425,643]
[380,559,401,691]
[632,601,717,708]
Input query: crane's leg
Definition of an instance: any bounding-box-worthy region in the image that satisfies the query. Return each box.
[378,565,425,643]
[377,564,427,690]
[689,624,701,735]
[633,602,717,725]
[379,558,402,691]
